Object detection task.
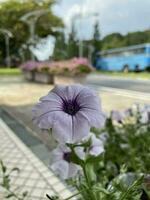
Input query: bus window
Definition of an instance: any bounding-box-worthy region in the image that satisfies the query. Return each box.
[102,47,146,58]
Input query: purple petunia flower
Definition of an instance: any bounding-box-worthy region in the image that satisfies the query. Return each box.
[50,145,81,179]
[74,132,105,159]
[32,85,105,143]
[140,104,150,124]
[111,110,125,123]
[89,133,104,156]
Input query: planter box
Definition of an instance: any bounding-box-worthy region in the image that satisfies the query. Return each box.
[34,72,54,84]
[54,75,87,85]
[23,71,35,81]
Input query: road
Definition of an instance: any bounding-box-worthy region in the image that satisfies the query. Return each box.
[86,74,150,93]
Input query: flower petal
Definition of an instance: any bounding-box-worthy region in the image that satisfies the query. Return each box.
[52,112,73,143]
[51,146,64,163]
[79,109,106,128]
[32,93,62,117]
[33,112,55,129]
[111,110,124,122]
[89,146,104,156]
[40,91,63,105]
[52,84,84,101]
[72,112,91,143]
[32,91,63,129]
[89,134,104,156]
[76,87,102,110]
[51,160,69,179]
[52,111,91,143]
[68,163,80,178]
[74,147,86,160]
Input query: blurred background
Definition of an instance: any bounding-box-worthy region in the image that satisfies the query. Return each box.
[1,0,150,66]
[0,0,150,158]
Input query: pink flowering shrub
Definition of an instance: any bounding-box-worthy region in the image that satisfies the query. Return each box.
[49,58,93,75]
[20,61,39,71]
[20,58,93,75]
[20,61,52,72]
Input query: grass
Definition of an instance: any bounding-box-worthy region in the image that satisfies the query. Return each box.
[94,70,150,80]
[0,68,21,76]
[0,67,149,80]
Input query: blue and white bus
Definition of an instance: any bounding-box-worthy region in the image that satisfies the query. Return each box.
[95,43,150,71]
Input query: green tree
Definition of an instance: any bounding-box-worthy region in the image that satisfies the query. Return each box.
[0,0,63,66]
[102,33,126,50]
[125,31,148,46]
[101,30,150,51]
[53,31,67,60]
[92,20,101,54]
[67,24,78,59]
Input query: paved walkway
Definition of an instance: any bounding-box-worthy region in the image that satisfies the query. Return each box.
[0,119,74,200]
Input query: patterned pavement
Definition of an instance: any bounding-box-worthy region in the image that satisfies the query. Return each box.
[0,118,74,200]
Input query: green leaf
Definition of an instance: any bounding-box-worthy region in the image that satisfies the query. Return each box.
[3,176,10,190]
[22,191,28,197]
[0,160,7,173]
[5,193,14,198]
[86,153,104,164]
[46,194,59,200]
[9,167,20,175]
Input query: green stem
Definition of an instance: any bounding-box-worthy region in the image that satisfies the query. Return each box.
[7,189,23,200]
[64,187,110,200]
[82,165,97,200]
[120,176,144,200]
[64,191,82,200]
[0,163,23,200]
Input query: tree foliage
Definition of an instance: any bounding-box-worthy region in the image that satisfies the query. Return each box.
[101,30,150,51]
[92,20,101,53]
[66,23,78,59]
[0,0,63,65]
[53,31,67,60]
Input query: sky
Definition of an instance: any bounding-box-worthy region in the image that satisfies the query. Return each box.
[52,0,150,39]
[1,0,150,60]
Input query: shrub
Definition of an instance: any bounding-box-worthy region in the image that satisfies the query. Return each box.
[20,58,93,75]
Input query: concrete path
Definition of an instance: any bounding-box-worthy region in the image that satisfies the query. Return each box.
[86,74,150,93]
[0,118,74,200]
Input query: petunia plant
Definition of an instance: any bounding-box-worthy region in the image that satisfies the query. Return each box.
[33,85,149,200]
[0,160,28,200]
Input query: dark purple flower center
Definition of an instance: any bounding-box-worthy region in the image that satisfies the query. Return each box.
[63,152,72,163]
[62,99,81,115]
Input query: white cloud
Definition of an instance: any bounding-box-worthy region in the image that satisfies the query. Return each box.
[52,0,150,38]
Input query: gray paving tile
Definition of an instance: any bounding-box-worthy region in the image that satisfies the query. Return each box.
[0,119,74,200]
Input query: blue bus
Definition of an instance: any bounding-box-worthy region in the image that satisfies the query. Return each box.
[95,43,150,71]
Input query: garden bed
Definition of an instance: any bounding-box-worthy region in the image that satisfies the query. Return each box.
[20,58,93,85]
[23,70,35,81]
[34,72,54,84]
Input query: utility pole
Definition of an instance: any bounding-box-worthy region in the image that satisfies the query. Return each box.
[0,29,13,67]
[72,11,99,58]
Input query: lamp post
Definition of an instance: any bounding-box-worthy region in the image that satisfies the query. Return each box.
[0,29,13,67]
[20,9,50,60]
[71,13,82,58]
[19,44,28,63]
[72,11,99,58]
